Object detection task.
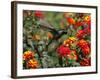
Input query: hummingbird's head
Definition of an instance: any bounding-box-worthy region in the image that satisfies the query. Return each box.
[59,29,67,34]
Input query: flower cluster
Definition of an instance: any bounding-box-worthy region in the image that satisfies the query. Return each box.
[63,37,77,46]
[67,17,75,25]
[76,27,91,39]
[23,51,39,69]
[57,45,71,57]
[77,39,90,55]
[23,51,34,60]
[57,37,78,64]
[80,58,91,66]
[27,59,39,69]
[57,14,91,66]
[34,11,44,19]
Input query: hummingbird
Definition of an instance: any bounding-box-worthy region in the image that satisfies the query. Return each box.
[38,19,68,52]
[38,19,67,40]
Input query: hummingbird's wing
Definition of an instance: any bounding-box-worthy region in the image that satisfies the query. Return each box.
[38,19,57,32]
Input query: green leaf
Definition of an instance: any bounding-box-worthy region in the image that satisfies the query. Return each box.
[77,26,82,31]
[68,59,75,64]
[58,57,63,67]
[62,57,67,67]
[38,46,43,52]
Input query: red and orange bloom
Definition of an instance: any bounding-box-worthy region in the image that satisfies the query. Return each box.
[57,45,71,57]
[67,17,75,25]
[77,39,88,48]
[82,45,90,55]
[77,39,90,55]
[67,50,78,61]
[47,32,53,39]
[80,58,91,66]
[84,15,91,22]
[84,15,91,27]
[27,59,39,69]
[23,51,34,60]
[76,27,91,39]
[63,37,77,46]
[74,21,83,29]
[34,11,44,18]
[76,30,86,39]
[84,26,91,35]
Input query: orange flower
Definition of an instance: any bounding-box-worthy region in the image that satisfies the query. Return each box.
[77,39,90,55]
[63,37,77,46]
[84,15,91,22]
[23,51,34,60]
[67,50,78,61]
[84,15,91,26]
[67,17,75,25]
[82,45,90,55]
[47,32,53,39]
[77,39,88,48]
[32,34,41,41]
[27,59,39,69]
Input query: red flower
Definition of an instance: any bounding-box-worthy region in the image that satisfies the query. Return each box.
[34,11,44,18]
[76,27,91,39]
[80,58,91,66]
[77,39,88,48]
[76,30,85,39]
[84,26,91,35]
[77,39,90,55]
[82,45,90,55]
[57,45,71,57]
[67,17,75,25]
[74,21,83,29]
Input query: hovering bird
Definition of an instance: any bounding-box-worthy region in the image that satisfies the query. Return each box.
[38,19,67,40]
[38,19,68,52]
